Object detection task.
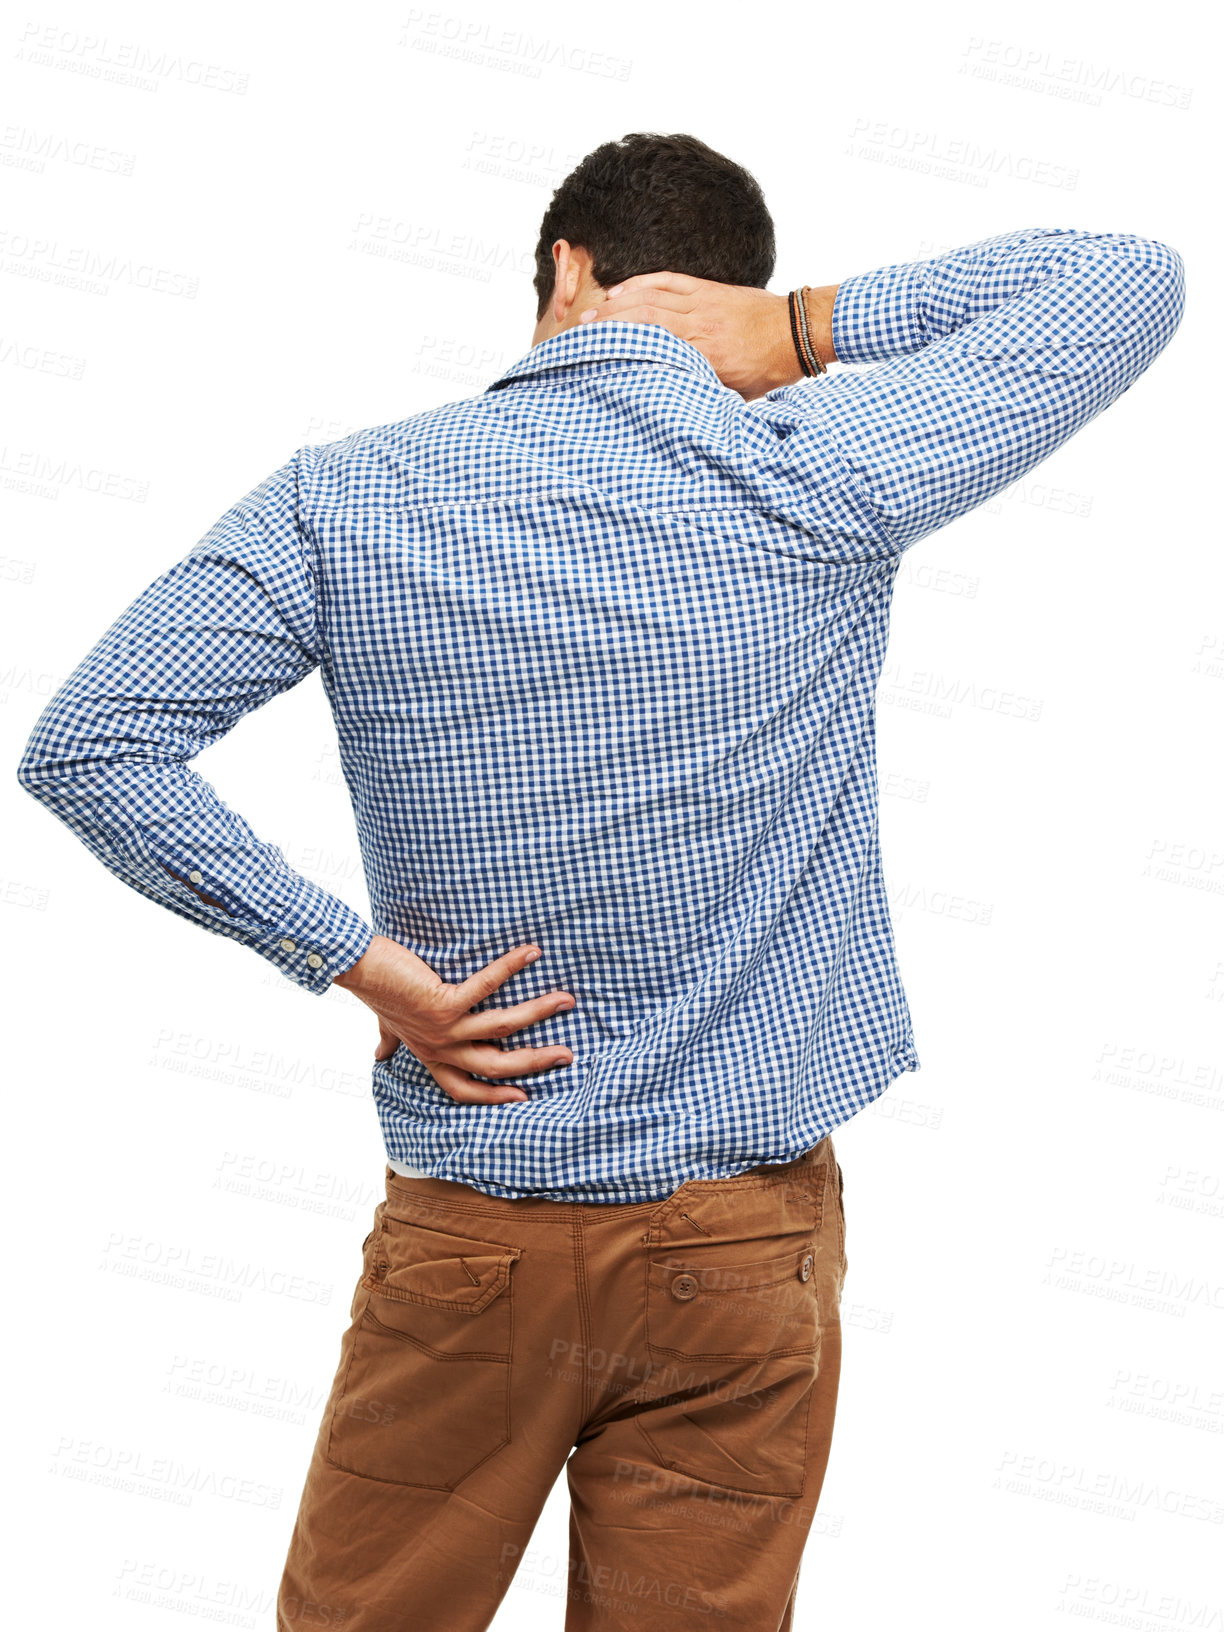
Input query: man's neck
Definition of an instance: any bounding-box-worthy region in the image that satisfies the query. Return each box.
[531,285,606,348]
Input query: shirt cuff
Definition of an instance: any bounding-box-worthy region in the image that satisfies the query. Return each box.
[158,865,376,995]
[94,808,377,996]
[831,257,934,364]
[251,896,375,995]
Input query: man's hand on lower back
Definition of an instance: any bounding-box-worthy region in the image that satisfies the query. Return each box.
[333,935,576,1105]
[577,272,839,401]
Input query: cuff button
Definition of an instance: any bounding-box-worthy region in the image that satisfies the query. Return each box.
[279,937,297,952]
[188,870,204,884]
[306,952,324,969]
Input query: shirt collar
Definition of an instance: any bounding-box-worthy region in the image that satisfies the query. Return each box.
[485,320,724,392]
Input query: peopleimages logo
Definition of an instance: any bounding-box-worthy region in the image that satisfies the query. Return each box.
[14,22,250,93]
[0,443,149,501]
[0,122,136,175]
[844,117,1079,190]
[959,36,1193,110]
[114,1559,275,1622]
[0,336,86,379]
[50,1438,282,1508]
[348,211,535,283]
[99,1232,334,1305]
[0,229,199,297]
[398,11,632,81]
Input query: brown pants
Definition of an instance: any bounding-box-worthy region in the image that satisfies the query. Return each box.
[278,1135,847,1631]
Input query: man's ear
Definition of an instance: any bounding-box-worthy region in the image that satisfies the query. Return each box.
[551,239,579,324]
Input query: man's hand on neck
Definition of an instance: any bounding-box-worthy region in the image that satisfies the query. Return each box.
[530,237,837,401]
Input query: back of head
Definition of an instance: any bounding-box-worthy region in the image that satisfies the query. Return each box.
[532,132,776,321]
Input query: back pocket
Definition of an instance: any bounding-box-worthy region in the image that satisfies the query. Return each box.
[637,1242,822,1497]
[326,1213,523,1488]
[645,1243,820,1360]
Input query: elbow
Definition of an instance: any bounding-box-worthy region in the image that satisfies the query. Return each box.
[16,688,68,797]
[1146,238,1184,285]
[16,741,57,801]
[15,722,76,801]
[16,685,101,799]
[1149,236,1185,316]
[1129,237,1187,347]
[1160,243,1186,337]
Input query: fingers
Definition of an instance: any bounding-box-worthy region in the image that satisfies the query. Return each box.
[579,290,695,326]
[577,270,702,325]
[439,1040,573,1078]
[380,943,578,1105]
[605,271,701,299]
[374,1023,400,1062]
[450,988,575,1043]
[428,1062,530,1105]
[454,942,543,1007]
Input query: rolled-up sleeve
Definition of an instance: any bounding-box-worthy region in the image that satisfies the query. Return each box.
[15,450,375,994]
[773,227,1186,553]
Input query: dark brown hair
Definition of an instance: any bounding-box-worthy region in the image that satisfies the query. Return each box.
[533,132,776,321]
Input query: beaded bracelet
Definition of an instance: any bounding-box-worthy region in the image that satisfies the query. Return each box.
[788,287,827,377]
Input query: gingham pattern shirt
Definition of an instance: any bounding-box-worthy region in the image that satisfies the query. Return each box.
[18,226,1185,1202]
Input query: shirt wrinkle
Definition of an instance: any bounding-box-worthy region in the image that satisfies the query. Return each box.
[16,226,1185,1203]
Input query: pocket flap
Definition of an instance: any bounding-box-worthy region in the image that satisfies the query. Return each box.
[648,1243,812,1297]
[368,1215,523,1315]
[646,1243,819,1358]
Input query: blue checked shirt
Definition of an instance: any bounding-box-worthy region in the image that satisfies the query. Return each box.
[17,227,1185,1202]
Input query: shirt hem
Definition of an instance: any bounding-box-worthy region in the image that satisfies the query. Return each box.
[379,1037,921,1205]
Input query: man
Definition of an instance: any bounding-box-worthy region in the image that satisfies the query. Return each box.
[17,132,1184,1630]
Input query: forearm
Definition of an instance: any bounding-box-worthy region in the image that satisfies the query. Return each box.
[15,448,376,996]
[765,285,840,390]
[827,226,1185,367]
[786,226,1186,551]
[804,285,840,369]
[332,933,393,992]
[19,748,375,992]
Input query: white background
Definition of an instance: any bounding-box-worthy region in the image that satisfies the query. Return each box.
[3,0,1218,1627]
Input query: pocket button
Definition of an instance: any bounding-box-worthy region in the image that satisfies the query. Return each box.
[799,1253,814,1282]
[671,1272,700,1301]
